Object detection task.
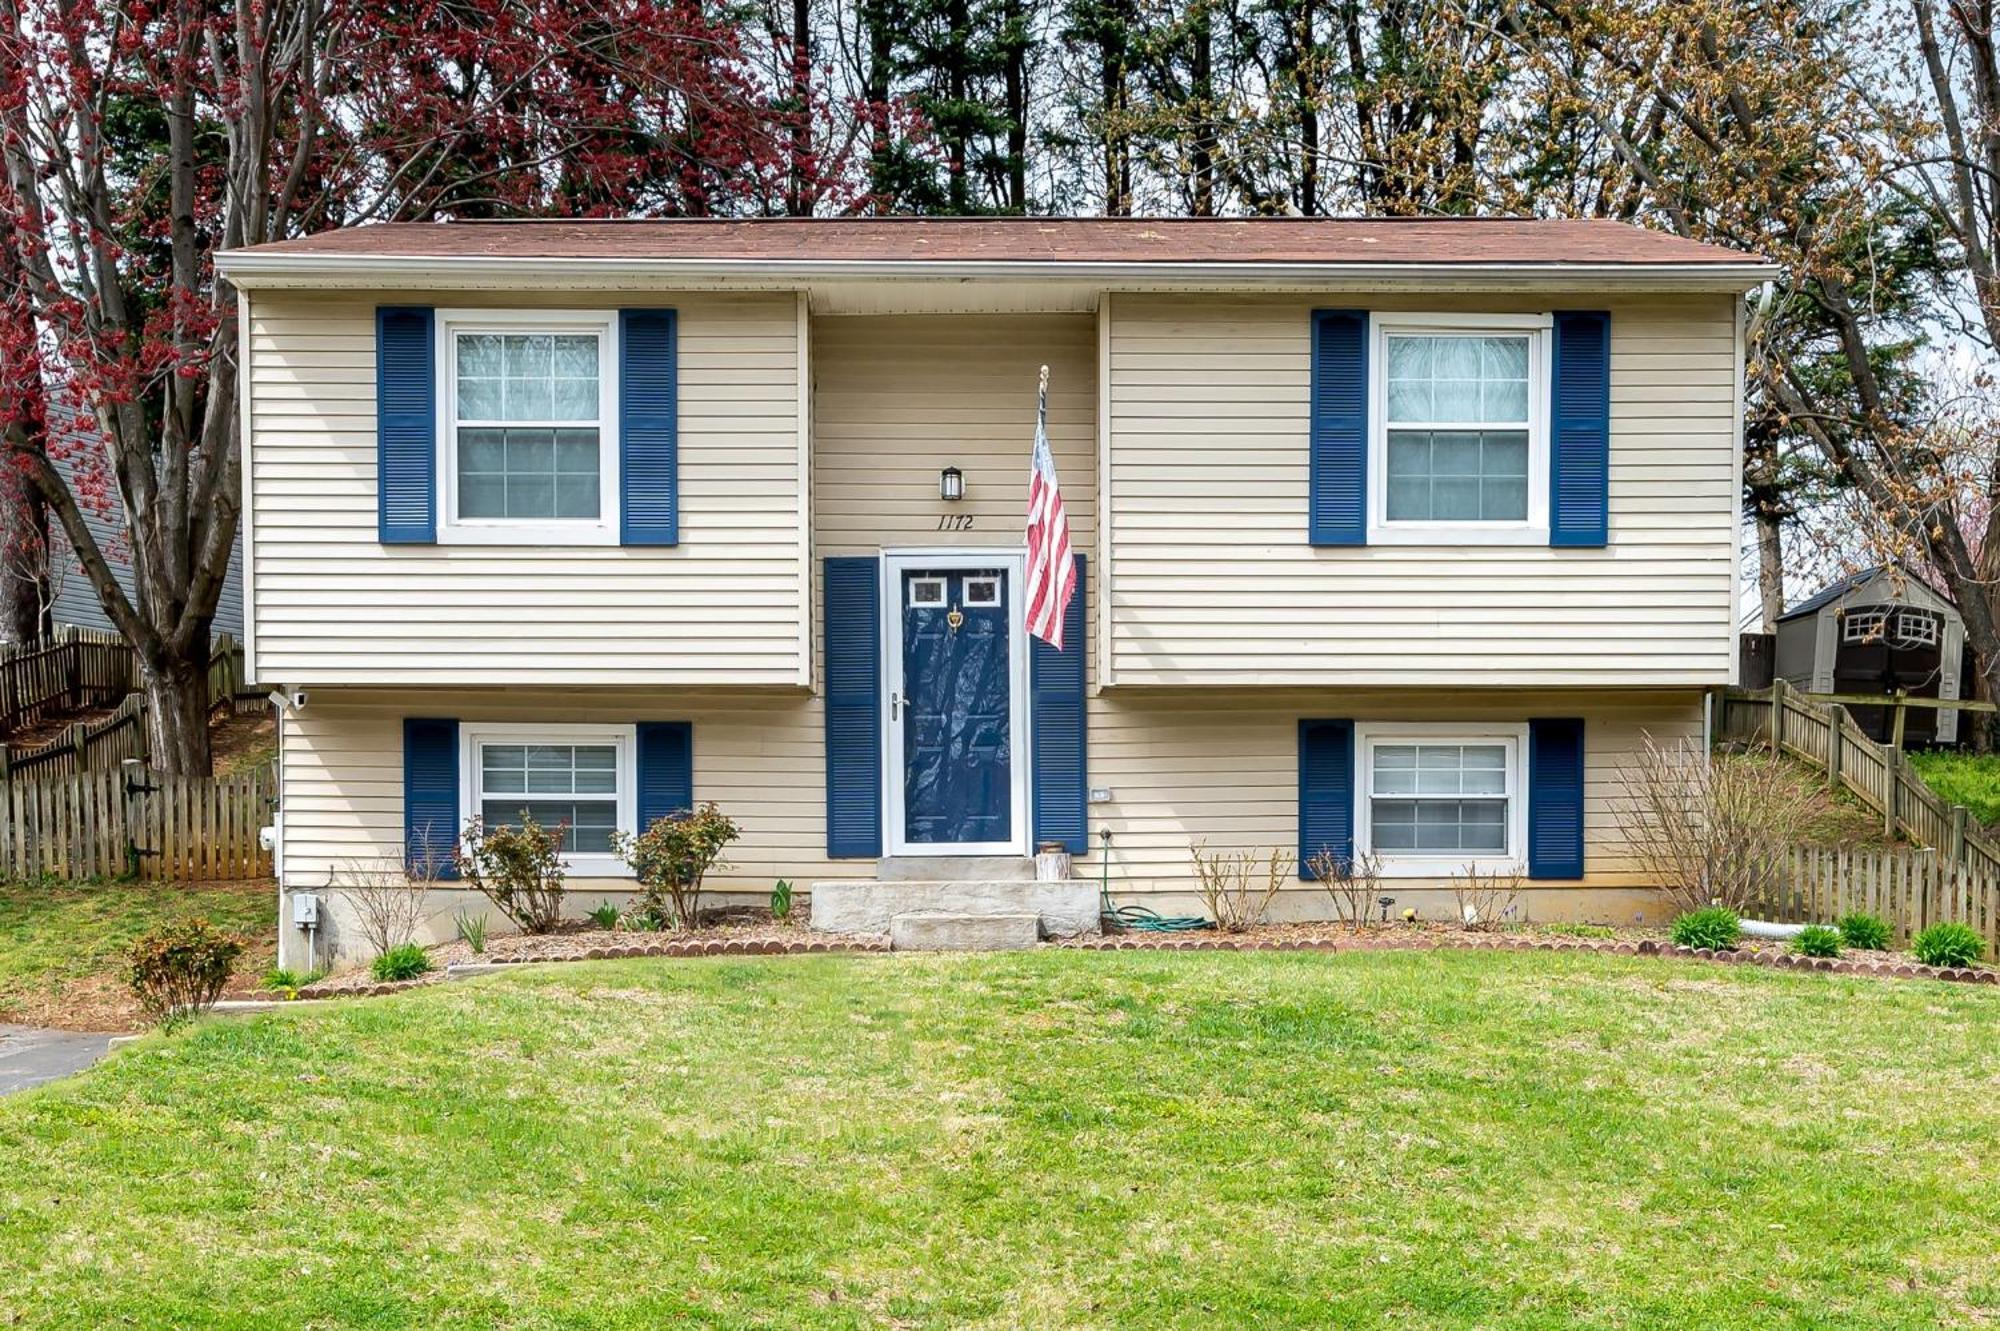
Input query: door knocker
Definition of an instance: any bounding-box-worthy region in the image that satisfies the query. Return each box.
[946,605,965,633]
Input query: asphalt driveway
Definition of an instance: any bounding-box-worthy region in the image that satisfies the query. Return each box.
[0,1024,116,1095]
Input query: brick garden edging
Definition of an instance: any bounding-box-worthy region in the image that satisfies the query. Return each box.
[293,936,890,1000]
[290,930,1996,1001]
[1064,931,2000,986]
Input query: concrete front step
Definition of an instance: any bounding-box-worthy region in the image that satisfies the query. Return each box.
[810,878,1099,937]
[891,911,1040,952]
[875,855,1036,883]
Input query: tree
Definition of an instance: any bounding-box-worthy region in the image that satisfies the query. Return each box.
[0,0,857,773]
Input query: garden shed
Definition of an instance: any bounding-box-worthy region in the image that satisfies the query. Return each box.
[1775,566,1968,745]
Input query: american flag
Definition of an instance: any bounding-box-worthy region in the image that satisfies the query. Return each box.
[1025,367,1077,650]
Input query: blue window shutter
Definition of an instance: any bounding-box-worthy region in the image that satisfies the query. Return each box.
[1528,718,1586,880]
[376,307,436,544]
[1031,554,1088,854]
[403,717,459,880]
[824,556,881,857]
[636,722,694,831]
[620,308,679,546]
[1297,719,1355,879]
[1551,311,1610,547]
[1310,309,1368,546]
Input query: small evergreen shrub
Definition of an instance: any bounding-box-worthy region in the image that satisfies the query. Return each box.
[126,918,244,1026]
[1838,913,1891,952]
[1670,905,1741,951]
[1912,922,1986,969]
[371,943,433,982]
[1792,925,1842,959]
[587,901,621,930]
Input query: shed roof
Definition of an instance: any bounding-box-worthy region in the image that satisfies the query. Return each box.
[1779,566,1956,622]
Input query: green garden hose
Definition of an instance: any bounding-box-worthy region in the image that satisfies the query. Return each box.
[1097,829,1212,933]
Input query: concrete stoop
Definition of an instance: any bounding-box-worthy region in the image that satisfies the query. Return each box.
[810,878,1099,941]
[890,911,1040,952]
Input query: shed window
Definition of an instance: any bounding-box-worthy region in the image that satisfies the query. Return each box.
[1841,608,1890,645]
[1894,609,1940,648]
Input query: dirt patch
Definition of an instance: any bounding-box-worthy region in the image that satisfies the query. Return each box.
[209,706,276,775]
[6,931,275,1033]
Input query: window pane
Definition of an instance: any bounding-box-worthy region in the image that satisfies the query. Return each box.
[456,426,602,521]
[552,375,598,421]
[1386,332,1530,426]
[503,334,550,379]
[1371,796,1508,853]
[506,374,553,421]
[458,334,504,377]
[457,377,502,420]
[1373,744,1418,795]
[1385,429,1530,522]
[1372,799,1419,850]
[479,799,617,854]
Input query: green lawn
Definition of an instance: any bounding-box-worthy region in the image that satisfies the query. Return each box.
[2,950,1996,1328]
[0,879,273,1029]
[1908,749,2000,826]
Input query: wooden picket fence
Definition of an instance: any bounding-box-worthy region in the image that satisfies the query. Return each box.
[0,633,254,780]
[1718,680,2000,948]
[1759,845,2000,949]
[0,626,135,732]
[0,762,275,881]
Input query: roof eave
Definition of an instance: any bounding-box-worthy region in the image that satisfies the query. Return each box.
[215,251,1779,292]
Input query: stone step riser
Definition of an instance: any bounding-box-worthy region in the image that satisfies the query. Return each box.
[810,879,1099,937]
[891,912,1040,952]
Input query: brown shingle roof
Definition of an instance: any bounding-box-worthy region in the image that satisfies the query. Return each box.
[224,217,1760,267]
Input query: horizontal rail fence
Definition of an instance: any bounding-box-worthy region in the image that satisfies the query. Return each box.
[1719,680,2000,947]
[0,762,275,882]
[1760,845,2000,950]
[1,633,254,780]
[0,626,135,732]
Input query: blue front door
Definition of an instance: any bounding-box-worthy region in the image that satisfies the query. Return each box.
[902,568,1012,846]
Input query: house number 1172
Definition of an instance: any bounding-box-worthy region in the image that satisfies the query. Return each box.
[936,514,974,531]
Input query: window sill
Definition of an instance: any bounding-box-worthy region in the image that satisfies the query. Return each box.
[1372,855,1526,880]
[1365,525,1550,547]
[557,854,632,879]
[436,522,621,547]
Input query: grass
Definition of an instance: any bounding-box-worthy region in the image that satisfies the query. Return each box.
[0,878,272,1029]
[1908,749,2000,826]
[2,950,1997,1328]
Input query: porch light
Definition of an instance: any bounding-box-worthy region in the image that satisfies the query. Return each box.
[940,466,964,502]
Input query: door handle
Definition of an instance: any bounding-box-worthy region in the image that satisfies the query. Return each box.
[890,691,902,721]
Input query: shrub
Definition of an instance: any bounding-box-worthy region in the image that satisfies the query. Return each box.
[1451,865,1523,931]
[613,803,742,931]
[1792,925,1842,959]
[453,910,489,954]
[1912,922,1986,969]
[1613,738,1828,914]
[458,813,569,934]
[1305,845,1380,931]
[586,901,621,930]
[1670,905,1741,951]
[771,878,794,923]
[371,943,433,982]
[331,830,453,958]
[261,965,328,999]
[126,918,244,1026]
[1190,842,1293,932]
[1838,912,1891,952]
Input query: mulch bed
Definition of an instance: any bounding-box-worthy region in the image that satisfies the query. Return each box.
[289,918,1997,1002]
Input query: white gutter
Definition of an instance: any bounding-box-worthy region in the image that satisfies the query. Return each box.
[215,250,1780,291]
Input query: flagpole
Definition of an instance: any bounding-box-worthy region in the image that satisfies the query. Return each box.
[1037,363,1049,425]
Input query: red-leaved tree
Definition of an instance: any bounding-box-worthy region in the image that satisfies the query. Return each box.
[0,0,871,773]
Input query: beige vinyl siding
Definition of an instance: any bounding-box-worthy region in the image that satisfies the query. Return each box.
[1104,292,1739,686]
[809,312,1098,687]
[247,290,805,685]
[281,685,1697,915]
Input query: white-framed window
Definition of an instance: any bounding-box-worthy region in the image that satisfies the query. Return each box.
[1370,314,1551,545]
[436,309,620,545]
[1841,607,1889,645]
[1355,722,1528,877]
[459,723,636,876]
[962,574,1001,607]
[1894,608,1940,648]
[908,577,946,608]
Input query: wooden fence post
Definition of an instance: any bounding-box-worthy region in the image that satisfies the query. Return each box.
[1950,805,1968,866]
[1884,748,1900,841]
[1826,707,1843,788]
[1769,679,1785,749]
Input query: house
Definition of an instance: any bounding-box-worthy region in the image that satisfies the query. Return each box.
[1775,565,1969,745]
[214,217,1773,967]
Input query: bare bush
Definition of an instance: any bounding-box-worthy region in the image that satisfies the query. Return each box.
[332,830,452,959]
[1452,865,1523,930]
[1612,735,1826,915]
[1305,845,1381,931]
[1190,841,1294,932]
